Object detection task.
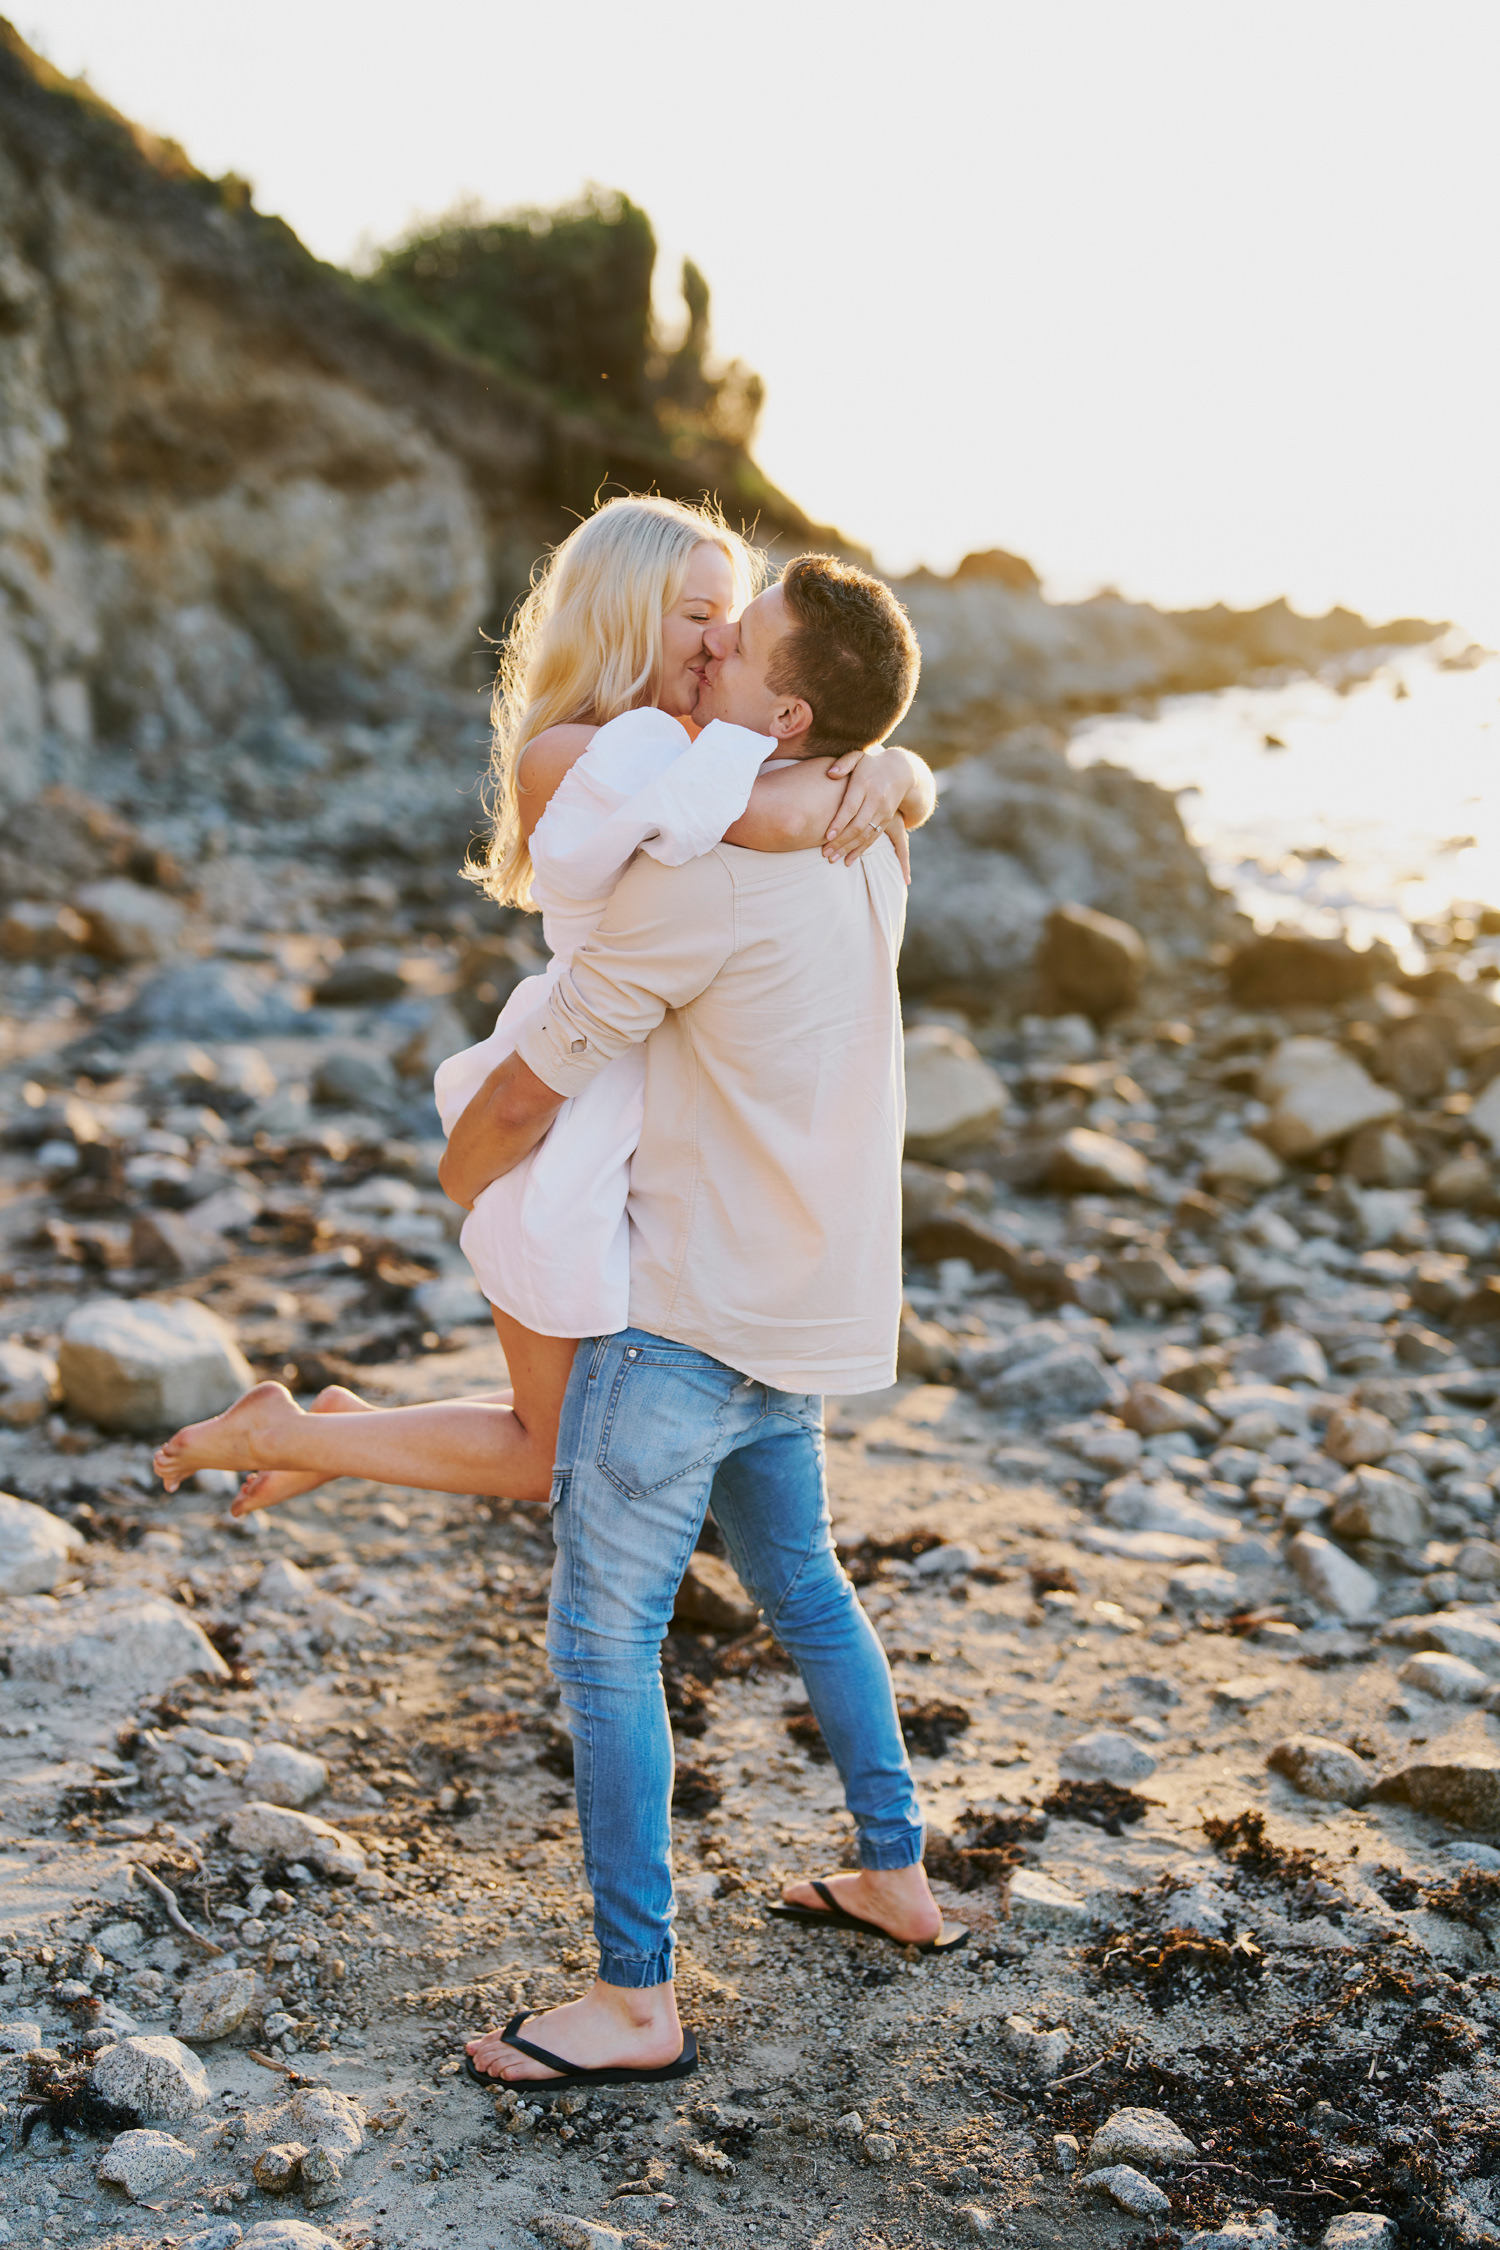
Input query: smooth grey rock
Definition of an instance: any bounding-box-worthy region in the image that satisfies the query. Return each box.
[1086,2106,1198,2170]
[1037,901,1147,1017]
[1267,1734,1373,1805]
[6,1591,229,1692]
[1102,1475,1240,1541]
[1008,1869,1092,1931]
[0,1491,84,1595]
[176,1964,255,2041]
[245,1742,329,1807]
[238,2226,343,2250]
[226,1802,368,1882]
[1061,1729,1157,1784]
[1168,1563,1241,1612]
[0,1340,60,1428]
[1083,2164,1171,2218]
[1322,2220,1397,2250]
[1186,2215,1282,2249]
[1413,1609,1500,1671]
[123,960,308,1040]
[903,1024,1008,1159]
[1397,1651,1490,1702]
[980,1341,1125,1417]
[311,1048,397,1110]
[75,878,184,963]
[1330,1465,1429,1546]
[1392,1907,1491,1968]
[178,2229,244,2250]
[1373,1750,1500,1834]
[1259,1038,1399,1159]
[90,2034,211,2121]
[1287,1532,1380,1620]
[98,2126,197,2201]
[1235,1329,1328,1387]
[288,2083,363,2157]
[1045,1127,1150,1196]
[58,1296,253,1434]
[1079,1526,1217,1564]
[1203,1137,1283,1191]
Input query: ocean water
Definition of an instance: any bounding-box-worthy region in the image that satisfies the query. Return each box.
[1066,641,1500,969]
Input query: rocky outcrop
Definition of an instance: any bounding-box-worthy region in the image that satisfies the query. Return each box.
[900,725,1233,1002]
[0,25,815,805]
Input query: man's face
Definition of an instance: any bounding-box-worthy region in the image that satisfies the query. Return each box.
[693,584,813,748]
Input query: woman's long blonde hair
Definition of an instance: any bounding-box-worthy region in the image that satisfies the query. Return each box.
[467,494,762,909]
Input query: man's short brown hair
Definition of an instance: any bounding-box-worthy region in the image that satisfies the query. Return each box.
[769,554,920,757]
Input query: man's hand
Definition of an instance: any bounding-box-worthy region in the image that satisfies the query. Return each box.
[438,1052,565,1211]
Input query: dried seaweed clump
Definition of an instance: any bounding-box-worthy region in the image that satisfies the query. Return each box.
[1083,1925,1265,2012]
[1043,1778,1149,1834]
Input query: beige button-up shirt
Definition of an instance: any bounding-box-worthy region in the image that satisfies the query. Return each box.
[517,839,907,1395]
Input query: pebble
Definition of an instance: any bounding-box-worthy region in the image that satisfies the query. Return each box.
[1186,2216,1282,2249]
[176,1965,256,2041]
[1060,1729,1158,1784]
[245,1743,330,1807]
[57,1294,253,1433]
[1086,2106,1198,2169]
[1268,1734,1374,1805]
[6,1593,229,1694]
[1000,2015,1071,2077]
[226,1802,370,1883]
[1322,2217,1398,2249]
[0,1342,61,1428]
[89,2034,211,2121]
[97,2126,198,2201]
[1082,2164,1171,2217]
[1396,1651,1490,1703]
[1286,1531,1380,1620]
[1007,1870,1091,1931]
[0,1491,83,1595]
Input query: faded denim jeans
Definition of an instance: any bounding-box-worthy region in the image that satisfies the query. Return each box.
[546,1327,923,1988]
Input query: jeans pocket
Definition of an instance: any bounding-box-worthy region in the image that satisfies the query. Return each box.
[596,1353,734,1500]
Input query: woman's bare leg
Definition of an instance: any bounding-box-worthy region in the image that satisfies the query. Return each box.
[151,1308,578,1511]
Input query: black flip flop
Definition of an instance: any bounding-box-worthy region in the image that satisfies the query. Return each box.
[462,2010,699,2093]
[768,1878,970,1954]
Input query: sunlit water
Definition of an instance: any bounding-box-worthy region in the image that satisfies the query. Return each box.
[1066,642,1500,968]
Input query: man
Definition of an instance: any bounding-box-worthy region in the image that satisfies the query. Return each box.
[442,555,958,2089]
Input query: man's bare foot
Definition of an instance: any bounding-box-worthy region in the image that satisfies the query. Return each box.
[465,1978,682,2085]
[229,1384,371,1516]
[781,1864,943,1945]
[153,1381,305,1495]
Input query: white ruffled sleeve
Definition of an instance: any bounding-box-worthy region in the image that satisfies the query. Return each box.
[528,709,774,907]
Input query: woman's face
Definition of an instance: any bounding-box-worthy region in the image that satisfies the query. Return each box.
[658,542,737,718]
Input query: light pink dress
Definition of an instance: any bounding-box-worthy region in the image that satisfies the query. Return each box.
[432,708,775,1336]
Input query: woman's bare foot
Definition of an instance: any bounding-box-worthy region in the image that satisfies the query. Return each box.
[782,1864,943,1945]
[228,1384,371,1517]
[465,1978,683,2085]
[153,1381,306,1495]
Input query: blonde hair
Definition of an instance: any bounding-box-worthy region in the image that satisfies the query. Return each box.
[468,495,761,908]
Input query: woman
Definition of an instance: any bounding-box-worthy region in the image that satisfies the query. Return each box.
[154,495,930,1509]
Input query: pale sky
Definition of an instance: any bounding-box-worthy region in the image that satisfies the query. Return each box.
[15,1,1500,636]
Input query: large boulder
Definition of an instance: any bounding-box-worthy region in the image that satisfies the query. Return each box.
[5,1592,230,1692]
[58,1296,253,1433]
[1226,929,1396,1007]
[1373,1751,1500,1834]
[1036,902,1147,1018]
[903,1025,1008,1160]
[899,726,1229,1003]
[0,1492,85,1596]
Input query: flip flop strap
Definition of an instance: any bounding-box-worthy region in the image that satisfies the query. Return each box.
[810,1880,840,1914]
[498,2009,585,2078]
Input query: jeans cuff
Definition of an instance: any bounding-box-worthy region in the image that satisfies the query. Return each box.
[596,1943,676,1990]
[858,1825,925,1871]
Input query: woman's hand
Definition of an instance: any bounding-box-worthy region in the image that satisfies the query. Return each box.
[822,747,924,877]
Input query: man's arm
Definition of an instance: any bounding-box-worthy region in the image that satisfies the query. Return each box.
[724,745,936,860]
[438,1052,564,1211]
[437,853,736,1212]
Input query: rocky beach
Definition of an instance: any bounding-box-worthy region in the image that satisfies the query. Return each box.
[7,22,1500,2250]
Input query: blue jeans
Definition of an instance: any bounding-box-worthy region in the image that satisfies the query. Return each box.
[546,1327,924,1989]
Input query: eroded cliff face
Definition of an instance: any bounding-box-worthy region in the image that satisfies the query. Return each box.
[0,26,809,802]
